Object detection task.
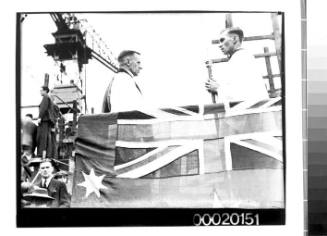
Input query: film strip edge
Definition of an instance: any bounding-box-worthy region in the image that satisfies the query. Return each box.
[301,0,308,235]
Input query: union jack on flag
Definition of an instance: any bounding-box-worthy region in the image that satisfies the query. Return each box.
[72,98,284,208]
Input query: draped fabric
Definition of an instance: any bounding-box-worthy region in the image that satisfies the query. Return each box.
[72,99,284,208]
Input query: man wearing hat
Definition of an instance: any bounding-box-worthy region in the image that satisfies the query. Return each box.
[37,159,70,208]
[205,27,269,103]
[54,170,72,196]
[36,86,55,158]
[54,170,69,184]
[102,50,144,113]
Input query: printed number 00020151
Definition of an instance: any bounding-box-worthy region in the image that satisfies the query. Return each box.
[193,212,259,226]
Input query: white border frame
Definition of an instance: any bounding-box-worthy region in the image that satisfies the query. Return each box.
[4,0,303,235]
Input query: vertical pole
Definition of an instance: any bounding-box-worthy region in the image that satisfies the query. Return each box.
[263,47,276,97]
[206,61,217,103]
[224,13,234,200]
[58,117,65,143]
[58,116,65,159]
[73,100,77,134]
[271,13,282,73]
[225,14,233,28]
[44,73,49,87]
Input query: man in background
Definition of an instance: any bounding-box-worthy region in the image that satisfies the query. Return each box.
[205,27,269,103]
[54,170,72,196]
[102,50,144,113]
[37,159,70,208]
[21,113,37,158]
[36,86,55,158]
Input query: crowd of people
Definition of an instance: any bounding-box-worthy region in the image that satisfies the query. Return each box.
[21,159,71,208]
[21,86,71,208]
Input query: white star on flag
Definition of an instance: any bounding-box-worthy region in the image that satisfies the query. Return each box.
[78,168,107,198]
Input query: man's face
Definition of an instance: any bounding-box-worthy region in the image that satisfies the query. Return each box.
[39,161,53,178]
[217,32,236,56]
[127,54,142,76]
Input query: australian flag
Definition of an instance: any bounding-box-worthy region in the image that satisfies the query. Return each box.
[71,98,284,208]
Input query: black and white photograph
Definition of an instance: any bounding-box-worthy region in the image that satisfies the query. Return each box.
[17,11,286,227]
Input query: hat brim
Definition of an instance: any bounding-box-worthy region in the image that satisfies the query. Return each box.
[54,171,71,178]
[27,158,43,166]
[23,193,55,201]
[54,174,69,178]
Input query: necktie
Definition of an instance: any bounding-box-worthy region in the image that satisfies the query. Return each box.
[42,179,47,188]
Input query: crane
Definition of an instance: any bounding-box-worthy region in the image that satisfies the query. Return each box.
[42,13,119,163]
[45,13,119,73]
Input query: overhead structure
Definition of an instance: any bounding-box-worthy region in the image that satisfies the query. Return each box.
[45,13,119,73]
[44,13,119,115]
[42,13,120,162]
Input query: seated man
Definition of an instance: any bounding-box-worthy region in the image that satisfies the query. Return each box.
[205,27,269,103]
[37,159,70,208]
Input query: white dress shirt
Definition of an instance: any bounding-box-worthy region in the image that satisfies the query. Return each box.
[106,69,145,113]
[213,48,269,103]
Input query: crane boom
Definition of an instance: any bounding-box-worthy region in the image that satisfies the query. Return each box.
[45,13,118,73]
[50,13,70,32]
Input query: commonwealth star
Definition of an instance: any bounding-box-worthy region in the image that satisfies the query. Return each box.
[78,168,107,198]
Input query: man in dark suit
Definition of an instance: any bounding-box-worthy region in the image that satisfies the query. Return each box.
[36,86,55,158]
[37,159,70,208]
[21,114,37,156]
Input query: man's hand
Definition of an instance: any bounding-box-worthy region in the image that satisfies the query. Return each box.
[205,79,219,94]
[37,118,41,124]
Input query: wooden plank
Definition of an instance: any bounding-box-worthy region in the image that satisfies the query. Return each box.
[244,34,275,41]
[271,13,282,73]
[254,52,277,58]
[21,105,39,109]
[212,34,274,44]
[263,74,280,79]
[263,47,276,93]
